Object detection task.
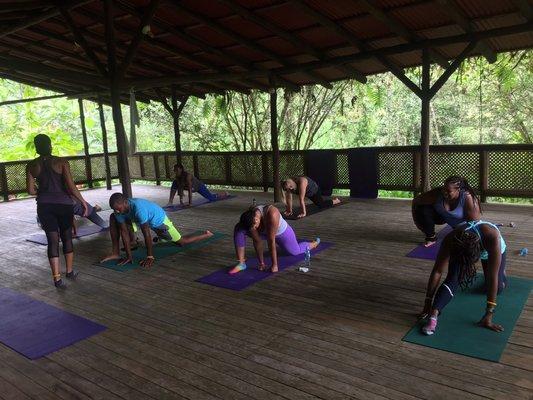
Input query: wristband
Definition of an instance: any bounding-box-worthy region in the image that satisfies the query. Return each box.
[487,301,497,306]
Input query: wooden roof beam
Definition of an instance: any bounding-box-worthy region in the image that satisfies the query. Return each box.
[58,7,108,77]
[114,0,282,92]
[512,0,532,21]
[217,0,366,84]
[0,0,93,39]
[356,0,450,69]
[436,0,496,63]
[125,21,533,90]
[169,1,330,88]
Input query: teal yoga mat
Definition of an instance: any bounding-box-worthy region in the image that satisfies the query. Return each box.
[403,275,532,362]
[96,231,226,272]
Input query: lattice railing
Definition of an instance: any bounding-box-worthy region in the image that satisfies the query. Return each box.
[2,145,533,201]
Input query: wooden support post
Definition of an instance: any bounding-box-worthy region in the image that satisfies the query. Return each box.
[193,154,200,179]
[480,150,488,203]
[262,153,269,192]
[420,48,431,193]
[104,0,132,198]
[153,154,161,185]
[0,164,9,202]
[413,150,421,196]
[164,154,170,179]
[171,88,188,164]
[97,99,112,190]
[224,154,232,185]
[139,155,145,178]
[270,88,281,202]
[78,98,93,188]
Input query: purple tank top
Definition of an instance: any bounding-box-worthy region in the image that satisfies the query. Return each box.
[36,158,72,205]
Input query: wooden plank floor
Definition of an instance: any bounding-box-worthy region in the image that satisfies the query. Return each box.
[0,184,531,400]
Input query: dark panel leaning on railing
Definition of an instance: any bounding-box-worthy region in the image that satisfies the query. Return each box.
[2,145,532,201]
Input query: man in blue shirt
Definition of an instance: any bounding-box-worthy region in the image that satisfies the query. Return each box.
[101,193,213,268]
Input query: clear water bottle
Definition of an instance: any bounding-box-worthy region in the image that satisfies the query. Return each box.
[519,248,528,256]
[299,247,311,273]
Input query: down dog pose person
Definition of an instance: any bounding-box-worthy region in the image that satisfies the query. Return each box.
[281,176,340,219]
[167,163,228,207]
[101,193,213,268]
[26,134,89,289]
[229,204,320,274]
[412,175,481,247]
[419,220,507,335]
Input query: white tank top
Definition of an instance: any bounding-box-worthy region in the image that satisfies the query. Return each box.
[256,205,288,236]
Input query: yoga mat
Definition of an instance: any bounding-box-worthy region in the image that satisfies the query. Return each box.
[0,287,106,360]
[196,241,334,291]
[163,195,236,212]
[96,231,226,271]
[305,150,336,196]
[406,225,453,260]
[285,202,347,220]
[26,225,108,245]
[348,148,378,198]
[403,275,533,362]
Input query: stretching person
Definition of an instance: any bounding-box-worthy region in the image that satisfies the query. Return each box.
[419,220,507,335]
[26,134,88,289]
[167,163,228,207]
[412,176,481,247]
[281,176,340,219]
[71,199,108,236]
[101,193,213,268]
[229,204,320,274]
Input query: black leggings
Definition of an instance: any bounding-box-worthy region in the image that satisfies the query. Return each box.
[307,189,333,209]
[413,204,446,238]
[433,252,507,312]
[37,203,74,258]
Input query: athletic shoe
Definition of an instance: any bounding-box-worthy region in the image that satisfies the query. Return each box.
[66,270,79,279]
[228,262,247,275]
[54,279,67,289]
[422,316,438,335]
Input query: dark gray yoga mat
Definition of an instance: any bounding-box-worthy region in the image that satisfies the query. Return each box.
[0,287,106,359]
[26,225,108,245]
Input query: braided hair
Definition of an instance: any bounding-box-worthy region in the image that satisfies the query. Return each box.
[450,229,482,289]
[444,175,482,212]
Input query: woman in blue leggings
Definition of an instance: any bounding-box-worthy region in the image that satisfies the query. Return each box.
[419,221,507,335]
[230,205,320,274]
[167,163,228,207]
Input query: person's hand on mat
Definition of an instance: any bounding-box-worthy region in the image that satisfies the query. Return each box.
[270,263,279,273]
[283,210,293,217]
[297,212,306,219]
[140,256,155,269]
[82,201,89,217]
[417,300,432,320]
[477,313,504,332]
[258,262,266,271]
[100,254,120,263]
[117,256,133,266]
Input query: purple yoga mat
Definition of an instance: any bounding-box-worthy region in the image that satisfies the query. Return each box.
[406,225,453,260]
[26,225,108,246]
[0,288,106,359]
[196,242,333,291]
[163,195,236,212]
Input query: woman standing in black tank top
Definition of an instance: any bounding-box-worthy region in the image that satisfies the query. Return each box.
[26,134,89,289]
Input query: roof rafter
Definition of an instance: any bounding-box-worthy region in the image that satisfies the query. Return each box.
[356,0,450,69]
[512,0,532,20]
[217,0,367,84]
[436,0,496,63]
[168,1,333,89]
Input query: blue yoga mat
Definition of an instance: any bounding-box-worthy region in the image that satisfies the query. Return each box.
[196,242,333,291]
[26,225,108,245]
[163,195,236,212]
[403,275,532,362]
[406,225,453,260]
[0,287,106,359]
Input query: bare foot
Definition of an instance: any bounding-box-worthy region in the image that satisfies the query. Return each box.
[332,198,341,205]
[309,238,321,250]
[218,191,229,198]
[100,254,120,263]
[204,230,214,238]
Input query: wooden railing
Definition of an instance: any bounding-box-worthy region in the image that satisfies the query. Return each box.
[2,144,533,201]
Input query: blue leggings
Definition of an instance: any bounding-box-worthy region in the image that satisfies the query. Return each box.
[197,183,218,202]
[433,252,507,312]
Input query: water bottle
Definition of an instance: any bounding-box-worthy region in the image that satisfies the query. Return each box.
[252,198,256,207]
[299,247,311,273]
[519,248,528,256]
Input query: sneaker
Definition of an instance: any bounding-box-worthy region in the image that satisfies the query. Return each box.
[54,279,67,289]
[422,316,438,335]
[66,270,79,280]
[228,262,247,275]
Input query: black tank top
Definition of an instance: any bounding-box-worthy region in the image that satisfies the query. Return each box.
[291,176,319,197]
[36,157,72,205]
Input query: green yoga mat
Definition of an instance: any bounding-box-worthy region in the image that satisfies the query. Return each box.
[96,231,226,272]
[403,275,532,362]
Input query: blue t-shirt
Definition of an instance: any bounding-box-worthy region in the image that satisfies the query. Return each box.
[114,198,166,229]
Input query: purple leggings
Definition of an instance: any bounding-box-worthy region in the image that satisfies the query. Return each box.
[234,224,310,255]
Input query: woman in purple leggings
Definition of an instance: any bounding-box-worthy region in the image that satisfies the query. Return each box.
[229,204,320,274]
